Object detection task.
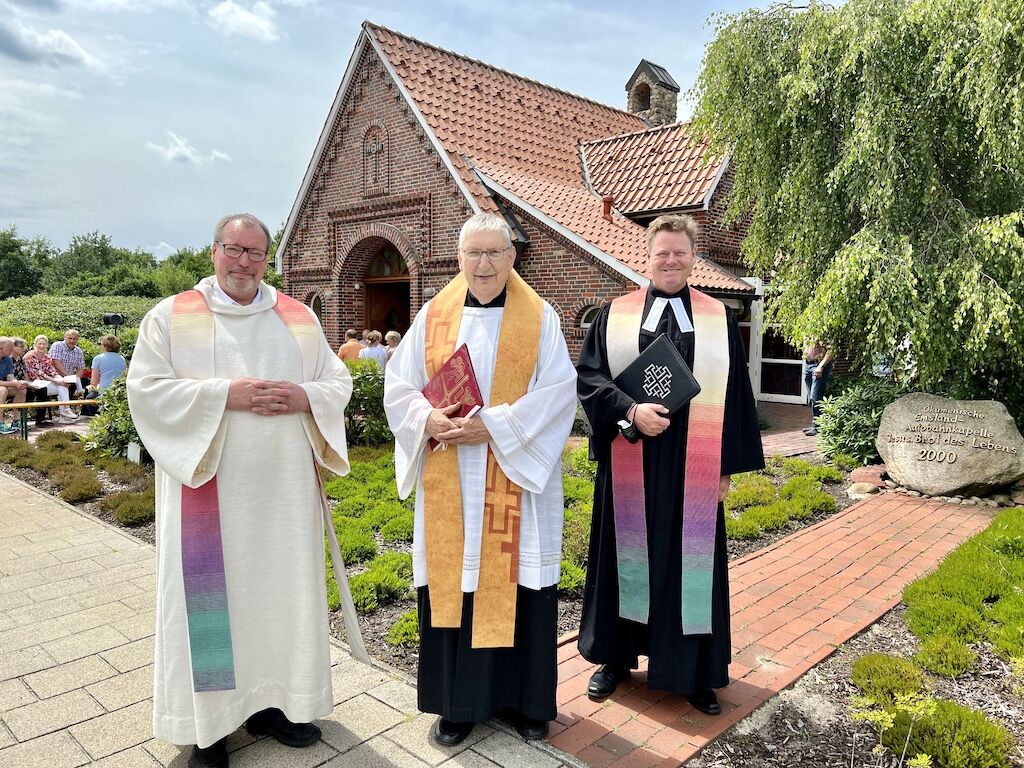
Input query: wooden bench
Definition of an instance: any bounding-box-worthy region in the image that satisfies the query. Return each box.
[1,401,90,439]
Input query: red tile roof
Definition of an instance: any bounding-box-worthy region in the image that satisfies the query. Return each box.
[582,123,726,214]
[365,23,752,294]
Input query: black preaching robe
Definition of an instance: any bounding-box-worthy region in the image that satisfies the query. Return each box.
[576,286,764,695]
[416,286,558,724]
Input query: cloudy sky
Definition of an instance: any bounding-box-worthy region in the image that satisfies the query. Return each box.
[0,0,756,257]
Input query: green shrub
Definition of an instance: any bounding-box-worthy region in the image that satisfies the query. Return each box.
[725,514,763,540]
[851,652,926,708]
[362,501,407,531]
[386,609,420,647]
[100,489,156,526]
[349,554,411,614]
[31,448,85,474]
[94,455,147,484]
[916,634,976,677]
[344,359,391,446]
[52,466,103,503]
[816,377,911,464]
[780,476,821,499]
[808,464,844,484]
[831,452,861,472]
[906,597,984,644]
[793,489,838,518]
[0,294,155,351]
[84,375,140,457]
[347,445,393,464]
[562,507,592,568]
[563,440,597,480]
[780,457,814,477]
[334,517,377,564]
[0,439,38,468]
[34,430,81,451]
[558,559,586,595]
[884,699,1011,768]
[725,473,776,511]
[744,502,792,532]
[372,551,413,580]
[563,475,593,507]
[380,511,414,543]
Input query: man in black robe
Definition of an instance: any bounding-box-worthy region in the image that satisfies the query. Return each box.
[576,214,763,715]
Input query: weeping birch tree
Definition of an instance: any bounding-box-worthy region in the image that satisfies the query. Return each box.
[690,0,1024,418]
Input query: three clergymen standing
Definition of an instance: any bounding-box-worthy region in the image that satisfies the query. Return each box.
[129,209,760,766]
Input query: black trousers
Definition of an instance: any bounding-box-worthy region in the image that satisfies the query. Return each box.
[417,584,558,724]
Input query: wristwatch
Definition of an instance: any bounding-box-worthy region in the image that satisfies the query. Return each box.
[617,411,640,443]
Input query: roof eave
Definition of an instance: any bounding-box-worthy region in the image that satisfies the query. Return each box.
[703,154,731,212]
[473,169,647,288]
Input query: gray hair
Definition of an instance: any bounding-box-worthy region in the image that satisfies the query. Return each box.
[64,328,80,337]
[458,213,513,250]
[12,338,26,349]
[0,337,11,347]
[385,330,401,346]
[214,213,272,251]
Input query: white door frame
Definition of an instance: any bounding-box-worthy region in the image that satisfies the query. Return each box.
[743,277,807,405]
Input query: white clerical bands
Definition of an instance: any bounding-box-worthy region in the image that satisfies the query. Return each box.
[641,296,694,334]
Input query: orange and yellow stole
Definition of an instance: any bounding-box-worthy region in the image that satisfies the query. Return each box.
[606,286,729,635]
[420,271,543,648]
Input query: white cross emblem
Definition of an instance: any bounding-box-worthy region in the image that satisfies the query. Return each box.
[643,364,673,399]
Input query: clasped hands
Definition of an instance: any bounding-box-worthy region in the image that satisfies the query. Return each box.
[426,402,491,446]
[227,378,310,416]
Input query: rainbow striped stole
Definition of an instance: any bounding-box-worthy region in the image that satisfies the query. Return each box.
[169,288,319,691]
[420,271,543,648]
[606,286,729,634]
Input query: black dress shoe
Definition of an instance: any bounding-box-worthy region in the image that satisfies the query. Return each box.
[512,713,548,741]
[434,717,475,746]
[803,427,818,436]
[245,708,321,747]
[587,664,630,700]
[188,737,228,768]
[687,688,722,715]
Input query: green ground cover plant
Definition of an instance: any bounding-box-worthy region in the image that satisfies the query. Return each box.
[724,457,840,540]
[386,609,420,647]
[560,441,596,590]
[350,552,413,614]
[100,487,156,526]
[902,506,1024,670]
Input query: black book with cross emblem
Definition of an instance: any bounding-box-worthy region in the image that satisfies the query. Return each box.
[613,333,701,417]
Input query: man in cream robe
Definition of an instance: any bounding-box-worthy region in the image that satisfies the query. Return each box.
[127,213,351,768]
[384,213,576,746]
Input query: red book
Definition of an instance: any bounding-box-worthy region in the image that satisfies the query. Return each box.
[422,343,484,451]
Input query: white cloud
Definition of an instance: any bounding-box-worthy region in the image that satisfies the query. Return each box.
[63,0,190,11]
[0,20,103,69]
[207,1,278,42]
[145,130,232,164]
[148,240,176,258]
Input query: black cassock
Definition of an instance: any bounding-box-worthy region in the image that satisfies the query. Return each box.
[576,286,764,695]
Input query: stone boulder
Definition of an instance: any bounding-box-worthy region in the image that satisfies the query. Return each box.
[876,393,1024,497]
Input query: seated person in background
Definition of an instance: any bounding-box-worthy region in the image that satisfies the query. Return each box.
[83,335,127,416]
[358,330,388,367]
[337,328,363,361]
[0,337,27,434]
[23,335,79,424]
[384,330,401,366]
[10,338,48,427]
[89,335,127,392]
[49,328,86,395]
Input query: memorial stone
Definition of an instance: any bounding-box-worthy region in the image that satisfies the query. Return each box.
[876,393,1024,497]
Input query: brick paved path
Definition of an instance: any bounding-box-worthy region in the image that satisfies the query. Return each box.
[0,472,574,768]
[758,402,817,457]
[550,494,995,767]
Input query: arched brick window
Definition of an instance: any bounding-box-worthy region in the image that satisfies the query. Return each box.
[578,304,603,331]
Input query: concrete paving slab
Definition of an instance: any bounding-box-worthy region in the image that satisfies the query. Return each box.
[23,655,118,699]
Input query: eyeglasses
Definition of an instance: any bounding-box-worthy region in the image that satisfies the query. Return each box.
[461,248,509,262]
[216,241,269,262]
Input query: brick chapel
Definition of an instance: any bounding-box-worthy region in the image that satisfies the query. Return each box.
[278,23,805,403]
